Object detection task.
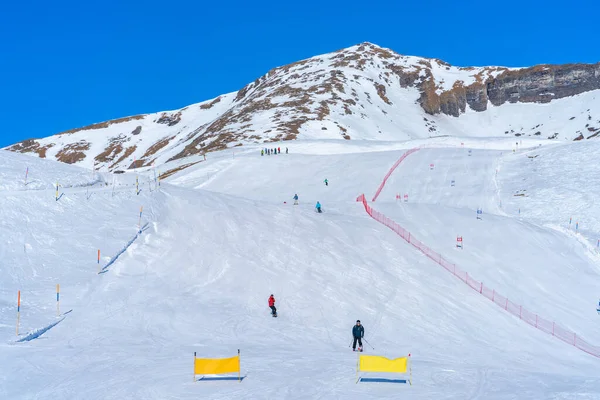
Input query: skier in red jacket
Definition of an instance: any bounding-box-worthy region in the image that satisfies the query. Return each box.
[268,294,277,317]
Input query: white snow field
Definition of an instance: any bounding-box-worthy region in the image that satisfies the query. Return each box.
[1,138,600,399]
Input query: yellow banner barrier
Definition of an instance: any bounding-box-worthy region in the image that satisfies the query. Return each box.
[356,353,412,384]
[193,350,241,382]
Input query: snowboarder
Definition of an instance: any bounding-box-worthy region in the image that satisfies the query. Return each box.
[324,178,328,186]
[269,294,277,317]
[293,194,299,205]
[352,320,364,351]
[315,201,322,213]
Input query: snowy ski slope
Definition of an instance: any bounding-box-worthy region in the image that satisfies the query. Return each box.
[1,138,599,399]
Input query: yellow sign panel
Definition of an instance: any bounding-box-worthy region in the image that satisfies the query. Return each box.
[359,355,408,373]
[194,355,240,375]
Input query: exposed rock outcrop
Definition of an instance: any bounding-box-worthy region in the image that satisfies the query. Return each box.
[422,63,600,117]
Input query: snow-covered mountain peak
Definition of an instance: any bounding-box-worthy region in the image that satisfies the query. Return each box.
[5,43,600,174]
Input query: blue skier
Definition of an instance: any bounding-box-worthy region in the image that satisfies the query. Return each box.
[315,201,322,213]
[293,194,299,205]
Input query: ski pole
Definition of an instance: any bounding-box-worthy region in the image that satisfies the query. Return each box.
[349,339,354,347]
[363,338,374,350]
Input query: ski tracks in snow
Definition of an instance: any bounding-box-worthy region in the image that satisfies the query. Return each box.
[466,367,489,400]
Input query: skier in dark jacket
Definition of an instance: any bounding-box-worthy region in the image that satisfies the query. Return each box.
[352,320,364,351]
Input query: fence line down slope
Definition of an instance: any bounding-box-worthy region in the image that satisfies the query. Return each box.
[356,148,600,358]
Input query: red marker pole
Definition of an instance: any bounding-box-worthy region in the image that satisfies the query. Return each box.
[98,249,101,272]
[16,291,21,336]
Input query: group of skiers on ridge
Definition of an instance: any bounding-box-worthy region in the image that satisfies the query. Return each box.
[262,147,288,156]
[268,295,365,351]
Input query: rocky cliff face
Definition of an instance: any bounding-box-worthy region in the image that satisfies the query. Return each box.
[5,42,600,173]
[488,64,600,106]
[422,63,600,117]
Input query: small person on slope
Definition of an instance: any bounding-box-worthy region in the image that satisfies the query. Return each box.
[293,194,299,205]
[352,320,364,351]
[315,201,322,213]
[269,294,277,317]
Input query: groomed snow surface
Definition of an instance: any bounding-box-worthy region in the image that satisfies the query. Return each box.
[1,138,600,399]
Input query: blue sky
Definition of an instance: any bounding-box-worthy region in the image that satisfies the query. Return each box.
[1,0,598,147]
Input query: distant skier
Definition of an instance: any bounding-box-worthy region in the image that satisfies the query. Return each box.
[286,147,288,154]
[293,194,299,205]
[261,149,264,156]
[269,294,277,317]
[278,147,281,154]
[324,178,328,186]
[315,201,322,213]
[352,320,364,352]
